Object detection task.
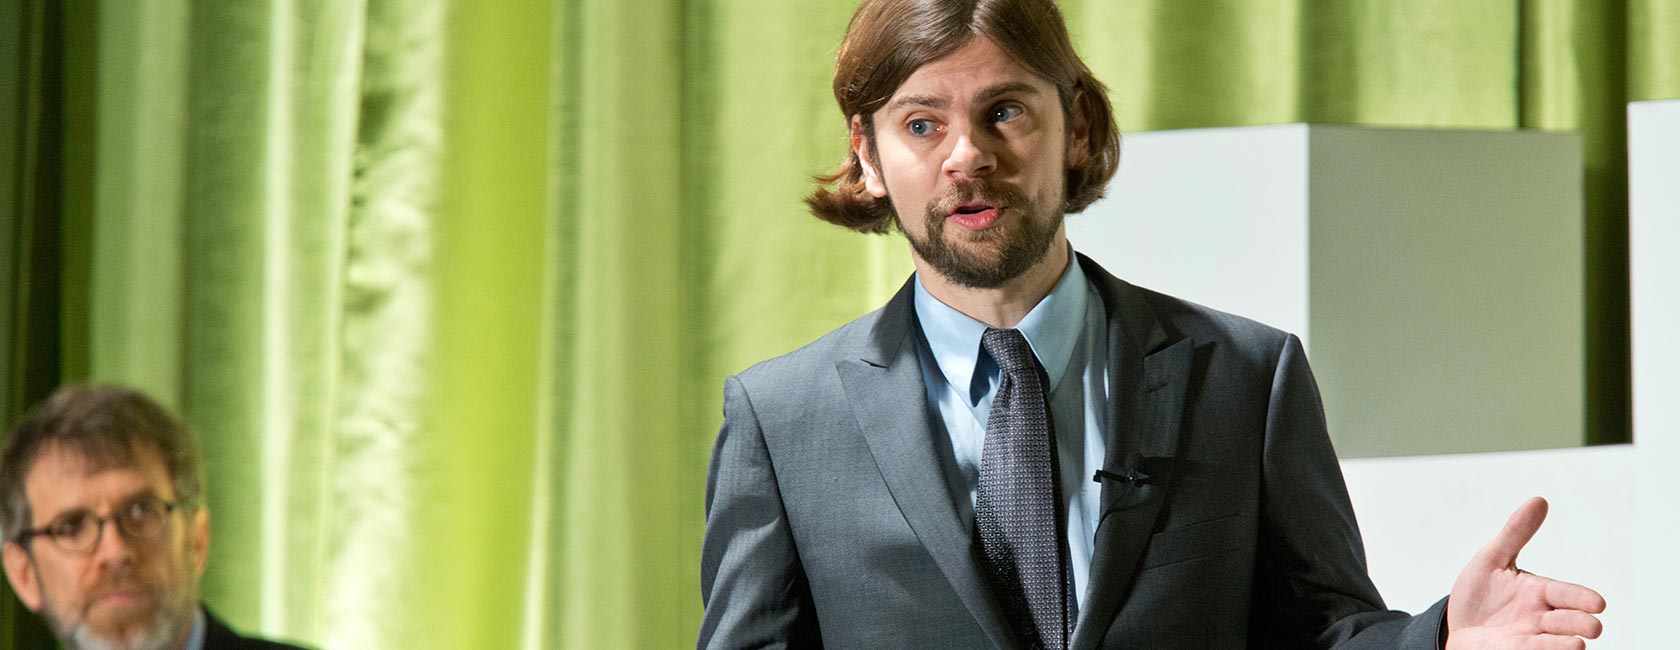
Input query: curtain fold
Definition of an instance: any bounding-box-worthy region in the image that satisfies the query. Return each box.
[420,0,549,648]
[3,1,1678,649]
[541,1,694,646]
[86,0,188,402]
[322,0,436,646]
[1630,0,1680,100]
[1,0,63,645]
[174,0,364,640]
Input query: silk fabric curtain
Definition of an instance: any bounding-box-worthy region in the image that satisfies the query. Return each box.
[3,0,1677,648]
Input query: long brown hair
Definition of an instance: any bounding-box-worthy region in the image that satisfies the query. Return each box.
[806,0,1121,234]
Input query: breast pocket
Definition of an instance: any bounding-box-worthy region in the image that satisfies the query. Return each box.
[1139,512,1247,571]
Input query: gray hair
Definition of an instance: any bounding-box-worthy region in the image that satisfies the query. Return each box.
[1,384,204,544]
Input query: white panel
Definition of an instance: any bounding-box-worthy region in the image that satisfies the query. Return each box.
[1068,124,1311,338]
[1629,98,1680,649]
[1306,127,1583,457]
[1342,447,1632,648]
[1074,124,1584,457]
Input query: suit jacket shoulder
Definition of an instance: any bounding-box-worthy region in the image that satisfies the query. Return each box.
[731,295,898,392]
[1085,257,1292,367]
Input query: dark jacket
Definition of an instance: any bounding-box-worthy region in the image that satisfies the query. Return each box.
[205,609,313,650]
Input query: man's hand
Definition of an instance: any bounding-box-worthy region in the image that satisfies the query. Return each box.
[1445,497,1607,650]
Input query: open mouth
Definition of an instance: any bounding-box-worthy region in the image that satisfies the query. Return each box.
[948,202,1002,230]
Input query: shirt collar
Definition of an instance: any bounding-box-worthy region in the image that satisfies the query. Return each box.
[912,253,1091,404]
[185,606,206,650]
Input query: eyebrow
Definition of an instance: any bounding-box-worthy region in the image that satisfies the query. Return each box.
[884,81,1045,115]
[38,488,162,524]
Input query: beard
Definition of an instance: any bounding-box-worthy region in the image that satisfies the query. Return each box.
[899,178,1063,289]
[40,565,198,650]
[63,612,182,650]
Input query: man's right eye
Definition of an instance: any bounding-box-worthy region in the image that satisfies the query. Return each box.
[907,119,936,137]
[48,516,88,539]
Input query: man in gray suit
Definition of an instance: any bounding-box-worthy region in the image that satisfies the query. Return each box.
[699,0,1607,647]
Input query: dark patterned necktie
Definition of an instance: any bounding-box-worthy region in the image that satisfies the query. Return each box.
[976,328,1069,649]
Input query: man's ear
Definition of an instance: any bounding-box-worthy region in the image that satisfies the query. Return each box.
[1065,89,1092,168]
[189,507,210,577]
[2,541,43,612]
[851,115,889,198]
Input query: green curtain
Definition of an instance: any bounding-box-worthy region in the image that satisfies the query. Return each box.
[3,0,1677,648]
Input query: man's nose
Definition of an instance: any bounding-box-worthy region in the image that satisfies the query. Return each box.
[942,126,997,180]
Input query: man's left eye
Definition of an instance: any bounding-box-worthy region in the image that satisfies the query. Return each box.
[127,498,166,519]
[992,105,1023,123]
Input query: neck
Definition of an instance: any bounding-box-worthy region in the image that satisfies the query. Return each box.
[914,239,1071,329]
[172,605,202,650]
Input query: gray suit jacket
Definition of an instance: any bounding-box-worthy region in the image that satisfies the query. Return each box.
[700,254,1446,649]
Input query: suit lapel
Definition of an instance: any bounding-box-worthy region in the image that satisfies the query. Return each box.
[1070,256,1197,650]
[836,280,1017,650]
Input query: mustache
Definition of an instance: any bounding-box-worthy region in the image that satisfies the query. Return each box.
[927,179,1030,217]
[82,571,157,612]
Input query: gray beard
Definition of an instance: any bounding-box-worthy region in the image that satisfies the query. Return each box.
[63,610,185,650]
[39,569,197,650]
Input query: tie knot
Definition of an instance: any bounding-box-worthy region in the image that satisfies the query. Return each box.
[981,328,1038,376]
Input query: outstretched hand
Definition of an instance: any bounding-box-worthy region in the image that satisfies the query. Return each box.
[1446,497,1606,650]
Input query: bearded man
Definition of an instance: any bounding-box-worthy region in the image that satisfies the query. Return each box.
[698,0,1606,648]
[2,384,308,650]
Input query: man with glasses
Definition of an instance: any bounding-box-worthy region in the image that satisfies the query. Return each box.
[1,384,307,650]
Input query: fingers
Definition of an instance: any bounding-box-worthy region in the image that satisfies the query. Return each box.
[1544,579,1607,614]
[1540,609,1603,639]
[1475,496,1548,568]
[1526,636,1587,650]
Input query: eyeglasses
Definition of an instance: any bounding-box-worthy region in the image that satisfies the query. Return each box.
[17,496,188,554]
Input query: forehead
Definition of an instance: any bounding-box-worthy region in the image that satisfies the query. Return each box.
[22,441,174,522]
[885,37,1054,108]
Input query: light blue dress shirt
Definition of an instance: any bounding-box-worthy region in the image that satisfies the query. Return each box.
[912,257,1111,610]
[186,607,206,650]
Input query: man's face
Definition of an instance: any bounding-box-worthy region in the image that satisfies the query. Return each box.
[855,36,1086,289]
[1,443,209,650]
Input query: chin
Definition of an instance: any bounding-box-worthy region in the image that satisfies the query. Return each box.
[68,620,179,650]
[65,606,186,650]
